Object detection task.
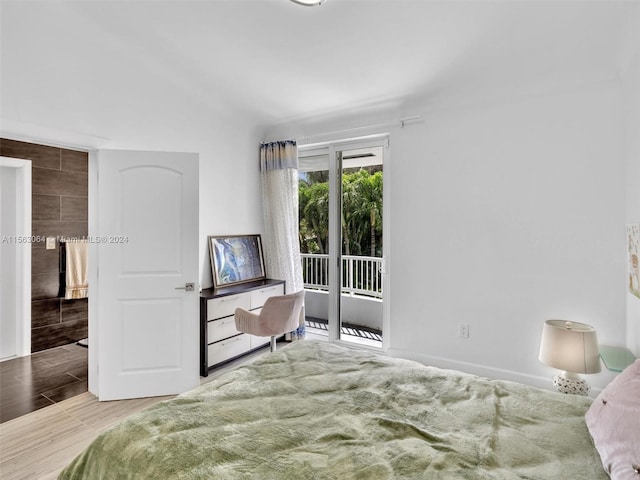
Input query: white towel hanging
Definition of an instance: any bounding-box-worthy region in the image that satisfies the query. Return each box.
[64,239,88,299]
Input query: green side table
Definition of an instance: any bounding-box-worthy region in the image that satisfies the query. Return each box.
[599,345,636,372]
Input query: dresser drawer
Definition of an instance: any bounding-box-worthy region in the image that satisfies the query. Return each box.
[250,284,284,309]
[200,280,286,376]
[250,334,271,349]
[207,334,251,367]
[208,316,240,344]
[207,293,250,320]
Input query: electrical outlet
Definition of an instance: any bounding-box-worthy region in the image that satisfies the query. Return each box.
[458,323,470,338]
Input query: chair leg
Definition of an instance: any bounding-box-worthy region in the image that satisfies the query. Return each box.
[270,336,276,352]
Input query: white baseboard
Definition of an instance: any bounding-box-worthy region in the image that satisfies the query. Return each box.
[386,347,603,397]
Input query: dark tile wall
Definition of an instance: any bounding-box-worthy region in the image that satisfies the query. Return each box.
[0,138,89,352]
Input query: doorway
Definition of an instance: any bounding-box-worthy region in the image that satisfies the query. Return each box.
[0,156,31,362]
[298,137,388,349]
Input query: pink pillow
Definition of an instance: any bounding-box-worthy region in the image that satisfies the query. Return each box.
[585,359,640,480]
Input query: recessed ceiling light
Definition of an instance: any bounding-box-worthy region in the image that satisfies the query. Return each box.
[290,0,326,6]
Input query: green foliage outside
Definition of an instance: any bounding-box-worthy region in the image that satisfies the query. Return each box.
[299,168,383,258]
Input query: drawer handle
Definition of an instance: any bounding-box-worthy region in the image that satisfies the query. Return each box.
[223,336,241,346]
[211,318,233,327]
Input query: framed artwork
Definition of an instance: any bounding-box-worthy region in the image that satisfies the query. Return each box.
[208,234,266,288]
[628,224,640,299]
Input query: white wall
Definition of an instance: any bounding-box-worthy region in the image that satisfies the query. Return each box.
[389,83,626,390]
[623,48,640,355]
[267,80,629,390]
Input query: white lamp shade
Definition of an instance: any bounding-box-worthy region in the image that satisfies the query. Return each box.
[539,320,601,374]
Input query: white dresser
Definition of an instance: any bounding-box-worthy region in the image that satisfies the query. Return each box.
[200,279,285,376]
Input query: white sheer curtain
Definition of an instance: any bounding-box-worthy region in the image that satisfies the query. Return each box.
[260,140,305,340]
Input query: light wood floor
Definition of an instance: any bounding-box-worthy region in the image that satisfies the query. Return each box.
[0,348,272,480]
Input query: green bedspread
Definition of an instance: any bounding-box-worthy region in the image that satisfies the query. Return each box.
[59,341,607,479]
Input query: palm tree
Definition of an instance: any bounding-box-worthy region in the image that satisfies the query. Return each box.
[302,181,329,254]
[341,173,360,256]
[299,169,382,257]
[358,171,383,257]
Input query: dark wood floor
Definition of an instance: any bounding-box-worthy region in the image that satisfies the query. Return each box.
[0,343,88,423]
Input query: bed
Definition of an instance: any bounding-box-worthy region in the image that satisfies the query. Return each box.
[59,340,637,479]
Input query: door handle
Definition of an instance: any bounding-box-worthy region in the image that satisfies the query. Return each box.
[175,282,195,292]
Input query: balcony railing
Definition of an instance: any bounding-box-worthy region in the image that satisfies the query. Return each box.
[301,253,383,299]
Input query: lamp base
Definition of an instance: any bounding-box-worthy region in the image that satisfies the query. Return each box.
[552,372,590,396]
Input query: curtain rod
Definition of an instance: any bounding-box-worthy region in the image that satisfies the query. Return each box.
[295,115,423,145]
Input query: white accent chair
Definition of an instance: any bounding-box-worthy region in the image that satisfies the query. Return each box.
[234,290,305,352]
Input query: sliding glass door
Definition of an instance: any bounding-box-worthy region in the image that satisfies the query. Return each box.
[298,148,331,339]
[299,137,387,348]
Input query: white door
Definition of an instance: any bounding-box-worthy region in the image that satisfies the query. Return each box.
[90,149,199,401]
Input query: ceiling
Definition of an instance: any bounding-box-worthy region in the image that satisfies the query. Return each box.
[1,0,639,141]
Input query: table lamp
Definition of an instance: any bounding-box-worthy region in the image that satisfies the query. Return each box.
[538,319,601,396]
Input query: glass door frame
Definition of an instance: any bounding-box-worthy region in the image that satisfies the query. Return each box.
[298,134,390,350]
